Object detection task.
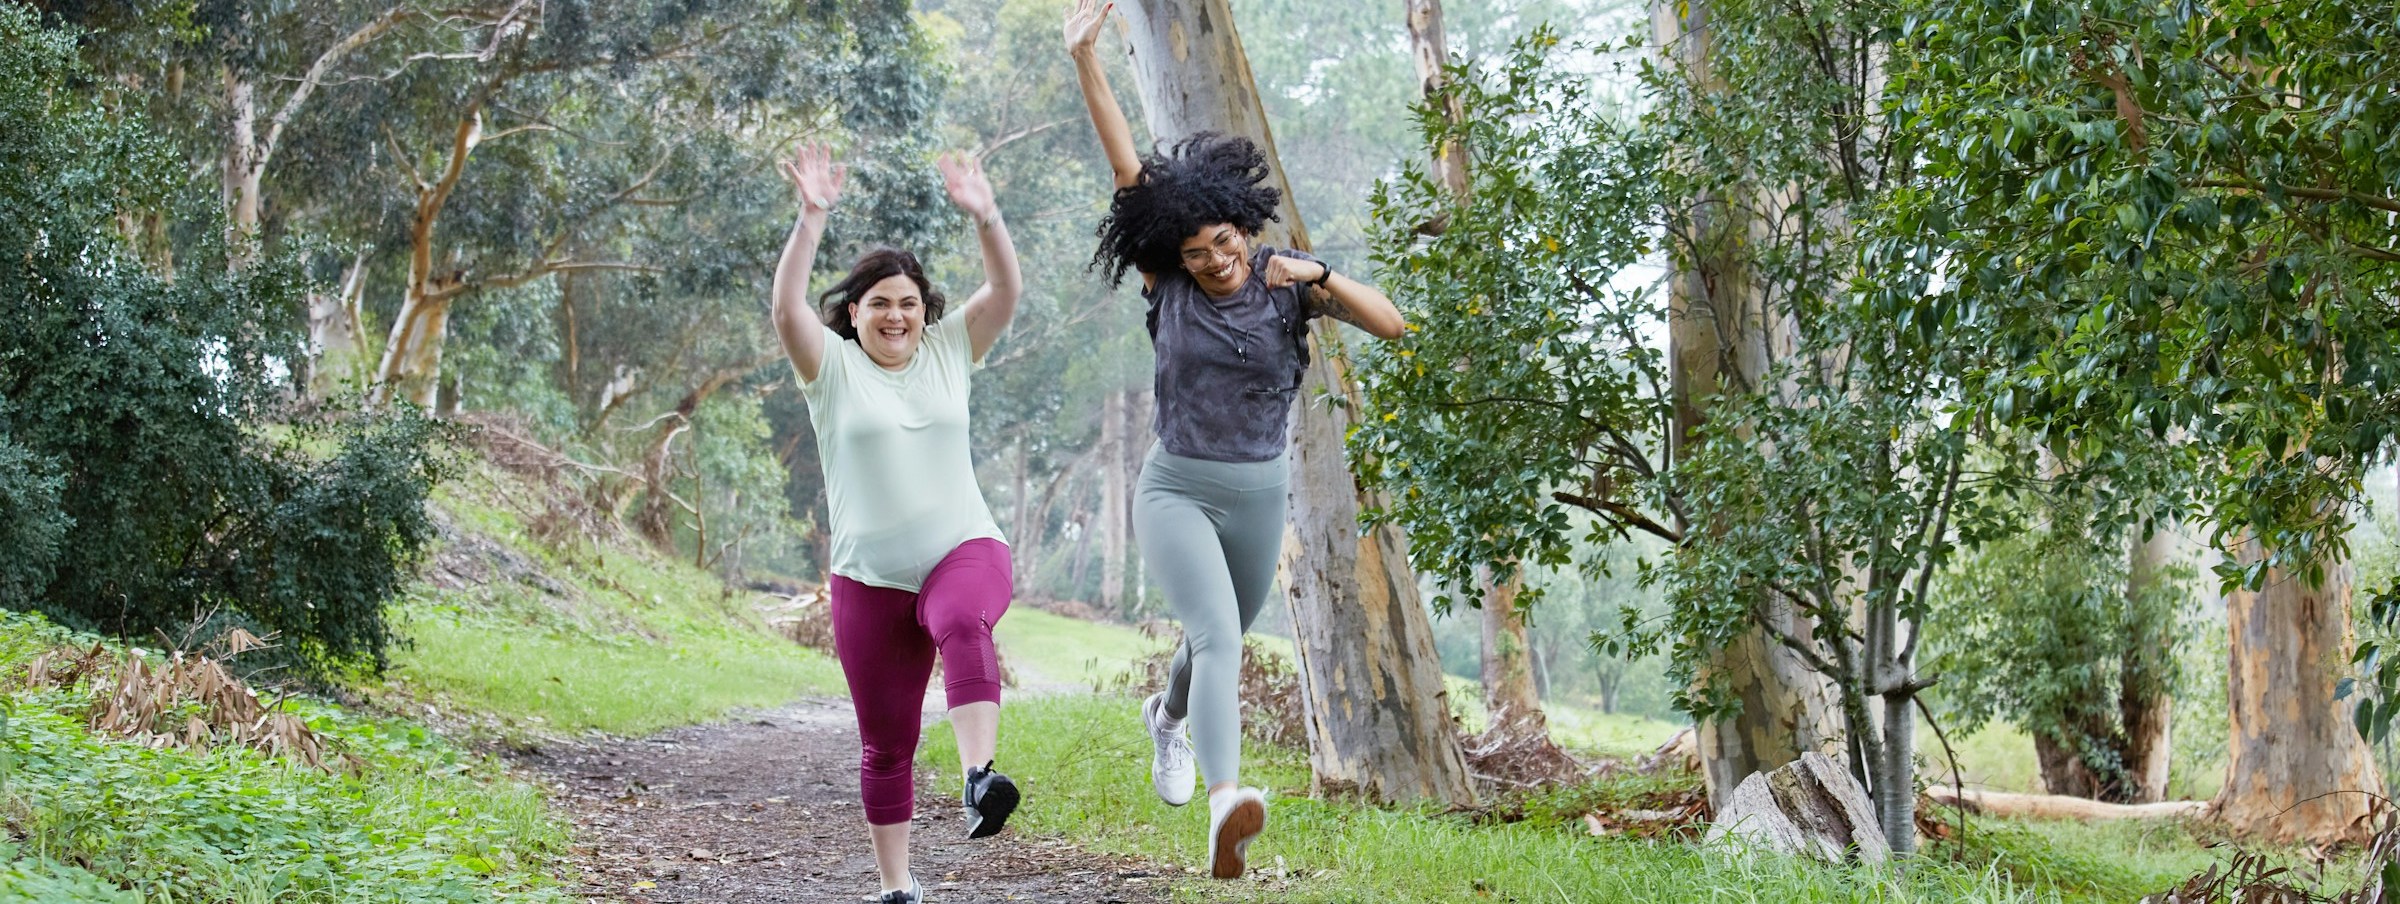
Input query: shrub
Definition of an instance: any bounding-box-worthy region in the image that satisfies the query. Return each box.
[0,6,444,671]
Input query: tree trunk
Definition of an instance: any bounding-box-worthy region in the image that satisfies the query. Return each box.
[2216,536,2382,845]
[2120,526,2178,803]
[1012,440,1034,584]
[305,249,373,397]
[2032,728,2110,799]
[371,104,485,408]
[634,367,747,551]
[1651,0,1840,812]
[1478,567,1543,738]
[1404,0,1468,235]
[222,66,263,258]
[1115,0,1475,806]
[1100,389,1129,617]
[1531,635,1552,700]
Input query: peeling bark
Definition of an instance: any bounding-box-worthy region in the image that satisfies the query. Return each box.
[2216,536,2382,845]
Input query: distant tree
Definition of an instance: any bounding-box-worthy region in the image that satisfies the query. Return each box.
[1926,492,2196,803]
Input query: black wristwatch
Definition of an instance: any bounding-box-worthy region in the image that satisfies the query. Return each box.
[1307,264,1334,289]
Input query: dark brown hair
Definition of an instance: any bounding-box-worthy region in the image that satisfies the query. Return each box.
[818,247,946,340]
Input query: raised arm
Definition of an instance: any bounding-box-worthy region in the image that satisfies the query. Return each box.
[1262,255,1409,340]
[771,142,845,383]
[1066,0,1142,190]
[941,152,1022,362]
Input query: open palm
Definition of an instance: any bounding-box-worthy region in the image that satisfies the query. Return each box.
[938,152,998,224]
[1064,0,1110,53]
[778,142,845,212]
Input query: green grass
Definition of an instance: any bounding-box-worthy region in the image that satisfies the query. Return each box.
[377,462,842,736]
[0,612,569,904]
[995,608,1177,689]
[924,693,2269,903]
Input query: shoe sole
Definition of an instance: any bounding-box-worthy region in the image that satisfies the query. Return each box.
[966,775,1019,839]
[1210,797,1265,880]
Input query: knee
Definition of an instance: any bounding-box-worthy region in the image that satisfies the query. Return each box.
[860,737,917,778]
[923,607,993,648]
[1186,632,1240,671]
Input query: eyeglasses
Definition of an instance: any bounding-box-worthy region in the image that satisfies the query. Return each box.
[1180,230,1242,268]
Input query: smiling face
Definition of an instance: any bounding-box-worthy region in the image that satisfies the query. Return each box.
[848,274,926,370]
[1178,223,1251,296]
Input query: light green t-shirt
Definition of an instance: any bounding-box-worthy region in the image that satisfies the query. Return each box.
[799,318,1005,592]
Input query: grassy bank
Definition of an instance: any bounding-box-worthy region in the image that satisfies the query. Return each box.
[0,613,568,904]
[374,459,841,736]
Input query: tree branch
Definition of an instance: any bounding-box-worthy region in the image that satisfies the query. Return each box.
[261,5,415,172]
[1551,491,1684,544]
[1900,449,1964,665]
[2191,179,2400,216]
[974,117,1075,160]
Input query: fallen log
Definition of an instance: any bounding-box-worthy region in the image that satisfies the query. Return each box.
[1927,787,2213,822]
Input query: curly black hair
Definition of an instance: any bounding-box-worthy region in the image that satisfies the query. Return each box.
[1090,132,1283,288]
[818,247,946,340]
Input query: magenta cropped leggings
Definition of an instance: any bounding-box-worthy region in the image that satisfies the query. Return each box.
[829,537,1013,826]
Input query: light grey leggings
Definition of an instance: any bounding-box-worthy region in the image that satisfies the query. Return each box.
[1133,444,1287,789]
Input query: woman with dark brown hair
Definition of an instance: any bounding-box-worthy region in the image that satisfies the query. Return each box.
[769,142,1023,904]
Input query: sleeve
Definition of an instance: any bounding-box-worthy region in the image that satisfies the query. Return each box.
[797,333,846,401]
[933,315,985,370]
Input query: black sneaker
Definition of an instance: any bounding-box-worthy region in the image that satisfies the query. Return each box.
[963,760,1020,839]
[878,875,923,904]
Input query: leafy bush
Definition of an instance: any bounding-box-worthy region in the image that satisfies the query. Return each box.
[0,6,444,671]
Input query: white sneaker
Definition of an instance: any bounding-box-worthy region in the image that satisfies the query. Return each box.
[1142,692,1196,807]
[1205,786,1267,880]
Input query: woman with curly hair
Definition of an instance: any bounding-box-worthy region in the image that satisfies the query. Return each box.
[1065,0,1408,880]
[770,142,1024,904]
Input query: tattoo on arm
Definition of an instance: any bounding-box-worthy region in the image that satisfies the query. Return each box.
[1308,285,1372,331]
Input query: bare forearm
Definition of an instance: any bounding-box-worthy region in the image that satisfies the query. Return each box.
[1071,47,1143,188]
[976,213,1021,302]
[771,209,829,367]
[963,213,1023,357]
[1313,275,1408,340]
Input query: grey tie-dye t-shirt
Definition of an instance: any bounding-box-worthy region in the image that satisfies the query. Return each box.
[1142,246,1321,463]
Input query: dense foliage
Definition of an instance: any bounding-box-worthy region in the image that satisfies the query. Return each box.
[0,6,444,669]
[1871,0,2400,733]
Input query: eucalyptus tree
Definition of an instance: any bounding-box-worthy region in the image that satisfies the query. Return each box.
[1872,0,2396,844]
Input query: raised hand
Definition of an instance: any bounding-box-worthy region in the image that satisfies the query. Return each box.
[1260,254,1328,289]
[937,152,999,226]
[777,141,846,213]
[1064,0,1111,55]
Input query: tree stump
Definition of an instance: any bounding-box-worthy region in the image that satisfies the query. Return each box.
[1704,751,1890,865]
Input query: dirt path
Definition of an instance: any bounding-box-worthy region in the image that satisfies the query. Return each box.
[514,698,1181,903]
